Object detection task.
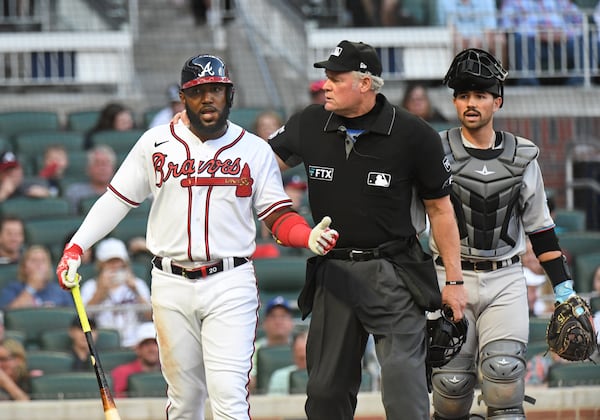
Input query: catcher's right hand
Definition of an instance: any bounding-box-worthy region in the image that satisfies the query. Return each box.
[56,243,83,290]
[546,294,599,361]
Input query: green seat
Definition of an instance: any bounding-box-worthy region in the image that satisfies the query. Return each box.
[547,362,600,387]
[31,372,113,399]
[111,215,148,243]
[89,129,145,154]
[40,328,121,352]
[142,107,163,129]
[63,150,90,180]
[100,349,137,372]
[80,195,151,217]
[253,257,307,318]
[557,232,600,260]
[4,329,26,346]
[554,209,587,233]
[574,252,600,293]
[255,345,293,394]
[289,369,373,394]
[24,216,85,249]
[127,371,167,397]
[0,111,60,142]
[0,197,70,220]
[528,317,550,344]
[591,296,600,313]
[66,110,101,133]
[14,131,84,156]
[4,307,75,349]
[525,342,549,361]
[229,107,285,132]
[27,350,74,374]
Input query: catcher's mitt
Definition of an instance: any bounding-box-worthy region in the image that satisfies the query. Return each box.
[546,295,599,361]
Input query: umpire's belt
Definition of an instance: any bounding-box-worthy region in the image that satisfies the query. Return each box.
[324,237,414,262]
[152,256,249,279]
[435,255,520,272]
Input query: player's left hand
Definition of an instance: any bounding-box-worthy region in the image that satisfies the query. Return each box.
[56,243,83,290]
[308,216,339,256]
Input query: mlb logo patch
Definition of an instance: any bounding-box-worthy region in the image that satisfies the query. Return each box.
[367,172,391,187]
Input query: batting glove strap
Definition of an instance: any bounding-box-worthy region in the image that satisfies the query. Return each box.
[56,243,83,290]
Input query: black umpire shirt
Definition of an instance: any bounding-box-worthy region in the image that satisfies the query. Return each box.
[269,94,452,248]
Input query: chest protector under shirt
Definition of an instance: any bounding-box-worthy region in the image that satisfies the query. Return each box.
[440,128,539,258]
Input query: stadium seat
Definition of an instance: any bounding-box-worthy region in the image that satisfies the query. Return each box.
[79,195,151,217]
[26,350,74,375]
[111,215,148,243]
[14,131,84,156]
[253,257,307,318]
[142,107,163,129]
[63,150,90,180]
[557,232,600,260]
[40,328,121,352]
[66,110,101,133]
[4,307,75,349]
[590,296,600,313]
[127,371,167,397]
[24,216,85,255]
[574,252,600,293]
[88,129,145,154]
[547,362,600,387]
[0,264,19,291]
[229,107,285,132]
[289,368,373,394]
[553,209,586,233]
[4,329,26,346]
[31,372,113,399]
[525,342,549,361]
[0,197,70,220]
[528,317,550,344]
[100,348,137,372]
[0,111,60,142]
[255,345,293,393]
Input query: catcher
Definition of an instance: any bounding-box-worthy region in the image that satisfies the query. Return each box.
[429,48,598,420]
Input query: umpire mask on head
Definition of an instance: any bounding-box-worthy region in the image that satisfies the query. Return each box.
[443,48,508,107]
[181,54,235,107]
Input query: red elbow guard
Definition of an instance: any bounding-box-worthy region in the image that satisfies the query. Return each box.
[271,212,312,248]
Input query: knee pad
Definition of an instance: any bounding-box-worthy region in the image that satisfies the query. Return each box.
[432,356,478,419]
[480,340,527,411]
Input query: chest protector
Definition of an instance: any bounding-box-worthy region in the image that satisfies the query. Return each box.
[440,128,539,258]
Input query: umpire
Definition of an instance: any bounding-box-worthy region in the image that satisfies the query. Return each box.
[269,40,468,420]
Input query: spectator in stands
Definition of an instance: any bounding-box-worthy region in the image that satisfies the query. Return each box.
[0,216,25,265]
[309,80,327,105]
[400,83,449,127]
[267,329,308,395]
[0,150,52,201]
[64,145,117,214]
[249,296,295,392]
[253,110,284,142]
[523,238,550,318]
[500,0,585,86]
[283,173,309,215]
[37,144,69,198]
[148,83,185,129]
[111,322,160,398]
[0,245,73,310]
[69,316,98,372]
[84,102,135,150]
[437,0,506,64]
[80,237,151,348]
[0,342,29,401]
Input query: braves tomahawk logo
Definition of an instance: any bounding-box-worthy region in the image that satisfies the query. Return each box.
[152,152,253,197]
[192,60,215,77]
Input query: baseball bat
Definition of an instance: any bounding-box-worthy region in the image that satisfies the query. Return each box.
[71,283,122,420]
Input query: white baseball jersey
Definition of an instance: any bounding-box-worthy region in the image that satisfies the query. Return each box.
[109,121,292,263]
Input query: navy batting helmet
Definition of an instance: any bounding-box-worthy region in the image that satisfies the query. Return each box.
[443,48,507,105]
[181,54,234,106]
[427,307,469,368]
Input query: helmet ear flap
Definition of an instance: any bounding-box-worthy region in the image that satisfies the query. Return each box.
[227,85,235,108]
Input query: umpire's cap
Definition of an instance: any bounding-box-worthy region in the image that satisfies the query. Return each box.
[314,40,382,76]
[443,48,507,104]
[181,54,233,90]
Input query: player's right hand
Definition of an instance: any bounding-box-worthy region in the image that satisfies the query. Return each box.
[308,216,339,256]
[56,243,83,290]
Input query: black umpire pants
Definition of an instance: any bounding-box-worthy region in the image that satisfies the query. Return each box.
[304,256,430,420]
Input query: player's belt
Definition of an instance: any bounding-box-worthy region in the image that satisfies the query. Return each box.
[151,256,249,279]
[435,255,520,272]
[325,237,415,262]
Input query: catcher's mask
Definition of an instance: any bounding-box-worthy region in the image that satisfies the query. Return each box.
[443,48,507,107]
[427,307,469,368]
[181,54,235,107]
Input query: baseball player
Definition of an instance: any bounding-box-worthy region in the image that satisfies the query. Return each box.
[56,54,338,420]
[430,48,586,420]
[268,40,467,420]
